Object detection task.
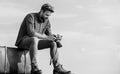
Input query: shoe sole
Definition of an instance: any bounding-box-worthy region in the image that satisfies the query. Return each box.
[53,70,72,74]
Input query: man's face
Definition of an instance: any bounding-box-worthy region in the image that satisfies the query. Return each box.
[42,10,52,19]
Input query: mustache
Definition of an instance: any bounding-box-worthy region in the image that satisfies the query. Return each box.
[41,16,48,19]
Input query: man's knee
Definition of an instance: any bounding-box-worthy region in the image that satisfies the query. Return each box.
[50,41,57,47]
[50,41,62,48]
[30,37,39,44]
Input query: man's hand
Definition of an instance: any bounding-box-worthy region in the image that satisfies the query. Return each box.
[54,34,63,48]
[54,34,62,41]
[46,34,63,48]
[46,35,56,41]
[45,34,62,42]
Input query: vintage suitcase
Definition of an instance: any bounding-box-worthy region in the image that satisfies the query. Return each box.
[0,46,31,74]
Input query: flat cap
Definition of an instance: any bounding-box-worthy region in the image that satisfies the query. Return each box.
[41,3,54,12]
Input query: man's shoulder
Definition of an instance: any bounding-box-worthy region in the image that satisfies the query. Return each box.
[26,12,38,18]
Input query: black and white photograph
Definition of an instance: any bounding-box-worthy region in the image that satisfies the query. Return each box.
[0,0,120,74]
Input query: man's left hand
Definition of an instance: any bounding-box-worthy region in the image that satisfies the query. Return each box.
[53,34,62,41]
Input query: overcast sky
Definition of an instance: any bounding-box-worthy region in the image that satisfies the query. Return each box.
[0,0,120,74]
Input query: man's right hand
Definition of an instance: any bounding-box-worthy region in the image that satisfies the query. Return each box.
[46,35,56,41]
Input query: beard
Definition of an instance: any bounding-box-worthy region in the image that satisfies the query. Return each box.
[43,16,48,19]
[39,11,48,22]
[40,16,46,22]
[41,15,48,21]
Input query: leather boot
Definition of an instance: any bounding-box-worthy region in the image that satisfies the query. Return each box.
[53,64,71,74]
[31,64,42,74]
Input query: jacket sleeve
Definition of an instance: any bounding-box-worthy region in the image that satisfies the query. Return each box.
[26,14,35,37]
[45,20,52,36]
[26,14,48,39]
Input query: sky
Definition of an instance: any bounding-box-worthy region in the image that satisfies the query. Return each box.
[0,0,120,74]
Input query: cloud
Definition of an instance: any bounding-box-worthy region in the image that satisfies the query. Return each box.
[88,4,120,26]
[60,30,116,51]
[60,31,83,41]
[75,5,84,9]
[0,2,30,46]
[51,13,78,19]
[0,2,31,24]
[0,7,25,17]
[0,6,25,24]
[74,4,120,36]
[103,26,113,29]
[0,2,29,16]
[98,0,103,3]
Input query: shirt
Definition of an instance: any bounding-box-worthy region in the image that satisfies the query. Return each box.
[15,12,52,47]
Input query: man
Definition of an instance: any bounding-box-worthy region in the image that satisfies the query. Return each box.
[15,3,71,74]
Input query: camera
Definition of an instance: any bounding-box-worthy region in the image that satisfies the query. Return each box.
[53,34,63,48]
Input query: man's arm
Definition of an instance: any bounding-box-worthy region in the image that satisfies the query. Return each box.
[26,14,48,39]
[26,14,55,41]
[45,24,52,36]
[45,21,63,41]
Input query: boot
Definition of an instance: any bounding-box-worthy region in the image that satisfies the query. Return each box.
[31,64,42,74]
[53,64,71,74]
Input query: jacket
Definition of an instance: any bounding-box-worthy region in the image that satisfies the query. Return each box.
[15,12,52,47]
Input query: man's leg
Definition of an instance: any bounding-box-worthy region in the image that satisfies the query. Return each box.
[38,40,71,74]
[19,37,71,74]
[50,42,60,67]
[37,40,60,67]
[18,37,42,74]
[49,42,71,74]
[29,37,42,74]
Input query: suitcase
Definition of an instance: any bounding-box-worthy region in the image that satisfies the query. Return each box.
[0,46,31,74]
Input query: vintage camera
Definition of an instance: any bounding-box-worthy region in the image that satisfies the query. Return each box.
[53,34,63,48]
